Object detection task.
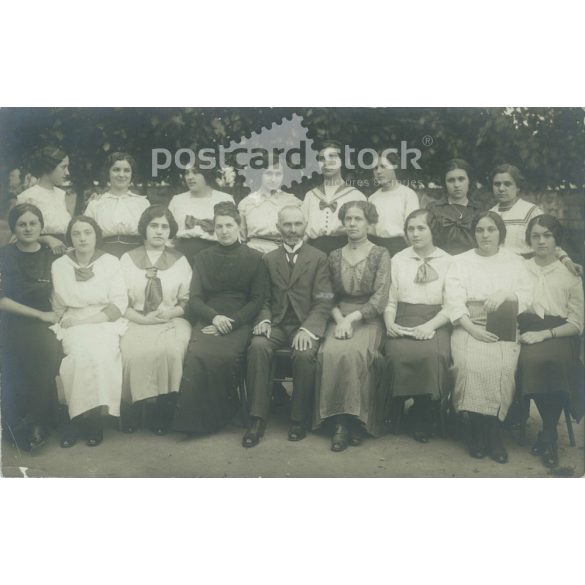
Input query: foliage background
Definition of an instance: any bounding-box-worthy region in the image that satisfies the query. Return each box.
[1,107,583,194]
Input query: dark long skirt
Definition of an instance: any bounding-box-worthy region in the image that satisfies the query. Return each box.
[0,314,62,432]
[382,303,451,401]
[369,235,408,258]
[175,238,218,266]
[308,235,347,255]
[517,313,584,422]
[101,236,143,258]
[172,323,251,434]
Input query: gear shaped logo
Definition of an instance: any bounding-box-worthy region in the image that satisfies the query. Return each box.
[219,114,320,192]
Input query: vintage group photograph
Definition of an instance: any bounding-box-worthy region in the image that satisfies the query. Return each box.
[0,107,583,477]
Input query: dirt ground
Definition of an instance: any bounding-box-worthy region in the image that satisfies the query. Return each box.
[2,399,583,478]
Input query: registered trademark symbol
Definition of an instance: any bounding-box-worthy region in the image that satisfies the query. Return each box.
[422,135,433,147]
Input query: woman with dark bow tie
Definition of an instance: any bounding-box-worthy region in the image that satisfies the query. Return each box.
[429,159,486,256]
[119,206,192,435]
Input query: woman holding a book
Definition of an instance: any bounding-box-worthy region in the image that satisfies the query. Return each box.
[445,211,532,463]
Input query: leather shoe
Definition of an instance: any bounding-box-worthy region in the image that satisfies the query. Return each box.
[60,424,79,448]
[331,423,348,452]
[242,417,265,448]
[86,429,103,447]
[288,423,306,442]
[531,432,546,456]
[542,442,559,469]
[28,425,48,450]
[469,446,487,459]
[348,425,363,447]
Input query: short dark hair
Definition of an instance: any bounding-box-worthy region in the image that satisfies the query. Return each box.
[29,146,67,177]
[471,210,507,245]
[404,208,440,245]
[491,163,526,192]
[526,214,564,247]
[138,205,178,240]
[376,148,405,182]
[184,157,218,187]
[338,200,379,225]
[213,201,241,225]
[103,152,137,186]
[8,203,44,233]
[65,215,103,249]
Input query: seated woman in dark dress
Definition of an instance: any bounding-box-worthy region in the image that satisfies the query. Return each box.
[517,215,584,469]
[383,209,453,443]
[172,202,266,434]
[0,203,61,450]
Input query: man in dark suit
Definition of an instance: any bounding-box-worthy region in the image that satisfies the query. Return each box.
[243,205,333,447]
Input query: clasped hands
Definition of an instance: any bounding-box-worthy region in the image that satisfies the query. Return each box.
[201,315,235,335]
[386,322,435,340]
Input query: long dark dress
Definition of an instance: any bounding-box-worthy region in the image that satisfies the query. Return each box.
[0,244,62,435]
[172,242,266,434]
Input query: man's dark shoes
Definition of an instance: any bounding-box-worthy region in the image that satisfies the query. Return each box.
[542,441,559,468]
[288,422,306,442]
[242,417,265,448]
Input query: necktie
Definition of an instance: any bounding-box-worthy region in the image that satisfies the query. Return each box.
[319,200,337,212]
[414,257,439,284]
[74,266,94,281]
[286,250,299,271]
[185,215,215,234]
[144,267,163,314]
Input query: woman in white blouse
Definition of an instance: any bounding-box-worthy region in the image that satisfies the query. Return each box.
[168,160,234,264]
[517,214,584,468]
[383,209,453,443]
[301,140,366,255]
[369,149,419,257]
[445,211,532,463]
[238,157,301,254]
[17,146,72,255]
[119,206,192,435]
[84,152,150,257]
[51,216,128,447]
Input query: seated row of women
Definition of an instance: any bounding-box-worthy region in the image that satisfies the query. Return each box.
[0,197,582,471]
[12,146,579,274]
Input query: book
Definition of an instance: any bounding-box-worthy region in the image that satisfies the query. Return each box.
[486,299,518,342]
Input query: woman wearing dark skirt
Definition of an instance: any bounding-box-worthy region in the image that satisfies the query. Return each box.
[382,209,453,443]
[517,215,584,469]
[0,204,61,450]
[172,202,266,434]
